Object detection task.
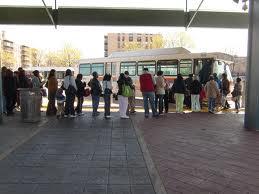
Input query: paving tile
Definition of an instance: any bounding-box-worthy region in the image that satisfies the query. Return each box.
[131,185,155,194]
[107,185,131,194]
[83,185,107,194]
[87,168,109,184]
[128,168,151,184]
[0,184,38,194]
[108,168,130,184]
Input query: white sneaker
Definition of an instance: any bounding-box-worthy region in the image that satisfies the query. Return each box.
[105,115,112,118]
[64,114,69,118]
[121,116,130,119]
[70,115,76,118]
[78,113,84,116]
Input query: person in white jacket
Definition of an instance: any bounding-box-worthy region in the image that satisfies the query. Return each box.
[63,69,77,118]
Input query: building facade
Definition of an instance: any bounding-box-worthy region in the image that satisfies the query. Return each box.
[0,31,36,69]
[104,33,162,57]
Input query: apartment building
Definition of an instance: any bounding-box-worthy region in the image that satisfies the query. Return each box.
[0,31,36,69]
[104,33,162,57]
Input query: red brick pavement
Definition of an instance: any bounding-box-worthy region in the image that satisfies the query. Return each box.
[132,113,259,194]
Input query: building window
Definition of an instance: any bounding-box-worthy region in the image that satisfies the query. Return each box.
[117,35,120,42]
[137,34,142,42]
[122,36,125,41]
[150,37,153,42]
[129,33,133,42]
[117,42,120,48]
[145,37,148,42]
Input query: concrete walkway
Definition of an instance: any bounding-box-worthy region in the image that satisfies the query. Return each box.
[0,113,156,194]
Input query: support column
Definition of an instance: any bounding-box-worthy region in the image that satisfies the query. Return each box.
[244,0,259,130]
[0,68,3,124]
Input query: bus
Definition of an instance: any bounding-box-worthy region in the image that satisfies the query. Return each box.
[24,66,75,85]
[78,47,233,96]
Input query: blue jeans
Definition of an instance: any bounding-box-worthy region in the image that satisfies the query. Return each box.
[155,94,164,114]
[92,95,100,115]
[142,92,157,116]
[208,97,216,112]
[103,94,111,116]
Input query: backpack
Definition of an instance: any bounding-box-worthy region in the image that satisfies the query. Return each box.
[122,84,133,97]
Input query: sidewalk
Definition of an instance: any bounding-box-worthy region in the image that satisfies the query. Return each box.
[132,112,259,194]
[0,112,156,194]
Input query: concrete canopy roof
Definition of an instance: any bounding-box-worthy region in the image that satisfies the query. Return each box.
[0,6,248,28]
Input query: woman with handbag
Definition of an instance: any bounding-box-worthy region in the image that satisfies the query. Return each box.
[63,69,77,118]
[46,69,58,116]
[103,73,112,119]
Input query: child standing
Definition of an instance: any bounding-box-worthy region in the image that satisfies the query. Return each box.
[56,88,65,119]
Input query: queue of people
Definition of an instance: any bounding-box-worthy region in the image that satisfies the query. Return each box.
[1,66,243,118]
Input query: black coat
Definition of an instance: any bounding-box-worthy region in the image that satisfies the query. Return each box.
[190,80,202,95]
[172,79,186,94]
[76,79,86,97]
[88,78,102,96]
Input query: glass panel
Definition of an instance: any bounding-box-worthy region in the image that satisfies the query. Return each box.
[137,61,156,75]
[120,62,136,76]
[92,63,104,75]
[179,59,192,76]
[157,60,178,76]
[79,63,91,76]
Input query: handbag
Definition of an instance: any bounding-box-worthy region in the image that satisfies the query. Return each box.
[84,88,91,97]
[122,84,133,97]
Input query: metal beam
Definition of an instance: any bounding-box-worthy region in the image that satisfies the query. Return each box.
[41,0,56,28]
[186,0,205,29]
[0,6,248,28]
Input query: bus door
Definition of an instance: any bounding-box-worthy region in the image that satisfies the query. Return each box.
[194,58,213,84]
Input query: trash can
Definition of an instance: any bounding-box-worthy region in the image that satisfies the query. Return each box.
[19,88,41,122]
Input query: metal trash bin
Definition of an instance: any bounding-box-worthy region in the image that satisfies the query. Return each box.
[19,88,41,122]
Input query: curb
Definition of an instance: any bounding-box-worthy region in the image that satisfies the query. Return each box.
[131,118,167,194]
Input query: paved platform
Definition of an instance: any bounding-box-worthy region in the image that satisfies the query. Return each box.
[0,113,155,194]
[132,113,259,194]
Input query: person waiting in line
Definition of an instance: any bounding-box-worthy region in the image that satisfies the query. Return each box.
[46,69,58,116]
[171,74,186,114]
[3,69,17,116]
[231,77,242,113]
[205,75,220,114]
[1,66,7,114]
[117,73,130,119]
[221,73,230,110]
[213,73,221,89]
[155,70,166,115]
[75,74,86,116]
[103,73,113,119]
[56,87,65,119]
[124,71,136,115]
[63,69,77,118]
[139,68,158,118]
[88,71,102,117]
[184,74,193,109]
[190,75,202,112]
[163,77,170,113]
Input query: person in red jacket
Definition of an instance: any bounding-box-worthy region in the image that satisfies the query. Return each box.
[139,68,158,118]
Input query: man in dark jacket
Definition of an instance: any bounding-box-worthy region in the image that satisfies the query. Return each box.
[88,71,102,116]
[185,74,193,108]
[190,76,202,112]
[221,73,230,109]
[75,74,86,115]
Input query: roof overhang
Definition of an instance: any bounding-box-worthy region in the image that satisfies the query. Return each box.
[0,6,248,28]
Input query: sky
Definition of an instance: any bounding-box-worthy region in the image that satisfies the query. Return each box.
[0,0,249,58]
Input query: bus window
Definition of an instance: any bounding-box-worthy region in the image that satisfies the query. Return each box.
[105,63,112,74]
[79,63,91,76]
[137,61,156,75]
[92,63,104,75]
[120,62,136,75]
[112,62,117,76]
[157,60,178,76]
[179,59,192,76]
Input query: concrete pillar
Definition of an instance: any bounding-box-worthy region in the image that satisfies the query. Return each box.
[0,68,3,124]
[244,0,259,130]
